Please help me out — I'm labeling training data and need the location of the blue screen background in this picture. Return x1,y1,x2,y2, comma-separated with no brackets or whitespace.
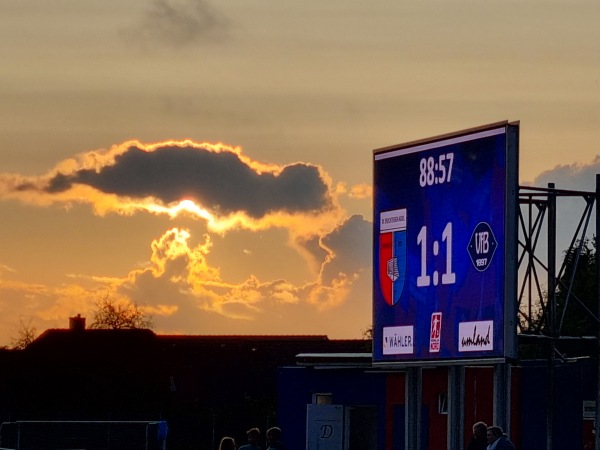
373,130,508,362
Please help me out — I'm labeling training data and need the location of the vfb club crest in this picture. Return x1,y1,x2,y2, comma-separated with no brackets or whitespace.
467,222,497,272
379,209,407,306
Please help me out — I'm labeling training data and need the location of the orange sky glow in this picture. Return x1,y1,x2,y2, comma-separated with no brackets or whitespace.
1,0,599,346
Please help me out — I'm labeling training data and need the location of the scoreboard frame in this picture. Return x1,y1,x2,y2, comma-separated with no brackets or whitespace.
372,121,519,366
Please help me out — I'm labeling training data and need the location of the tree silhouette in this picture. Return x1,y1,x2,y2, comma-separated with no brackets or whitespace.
90,293,155,330
555,236,598,337
11,318,37,349
361,325,373,340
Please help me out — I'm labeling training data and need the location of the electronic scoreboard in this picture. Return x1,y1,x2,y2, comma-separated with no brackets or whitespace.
373,122,518,364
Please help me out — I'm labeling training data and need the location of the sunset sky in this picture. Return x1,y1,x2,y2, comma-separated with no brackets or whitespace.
1,0,599,346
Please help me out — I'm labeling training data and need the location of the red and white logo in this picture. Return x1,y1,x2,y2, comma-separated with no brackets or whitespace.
429,312,442,353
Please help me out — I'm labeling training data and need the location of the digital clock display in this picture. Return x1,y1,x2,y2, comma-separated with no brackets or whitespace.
372,123,518,363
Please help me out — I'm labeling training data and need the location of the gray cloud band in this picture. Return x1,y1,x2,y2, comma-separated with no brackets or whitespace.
42,144,332,218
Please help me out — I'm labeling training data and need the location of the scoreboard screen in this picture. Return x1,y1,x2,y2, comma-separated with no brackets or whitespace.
372,122,518,364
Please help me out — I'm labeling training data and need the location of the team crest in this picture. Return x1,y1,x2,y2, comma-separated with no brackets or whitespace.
379,209,407,306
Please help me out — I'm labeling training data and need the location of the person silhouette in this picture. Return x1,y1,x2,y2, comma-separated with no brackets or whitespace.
219,436,236,450
266,427,285,450
486,426,515,450
238,428,261,450
467,421,487,450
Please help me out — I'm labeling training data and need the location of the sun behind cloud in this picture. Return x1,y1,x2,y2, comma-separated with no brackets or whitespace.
0,139,346,238
0,139,374,344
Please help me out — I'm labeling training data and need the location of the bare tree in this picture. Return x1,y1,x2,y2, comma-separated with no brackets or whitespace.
361,325,373,340
11,318,37,349
90,293,155,330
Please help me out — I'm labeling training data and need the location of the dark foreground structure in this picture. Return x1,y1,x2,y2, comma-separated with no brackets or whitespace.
1,323,597,450
277,351,597,450
0,322,370,449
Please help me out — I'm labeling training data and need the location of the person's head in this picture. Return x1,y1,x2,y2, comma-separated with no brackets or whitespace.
219,437,236,450
266,427,282,444
246,428,260,445
473,421,487,440
486,426,504,445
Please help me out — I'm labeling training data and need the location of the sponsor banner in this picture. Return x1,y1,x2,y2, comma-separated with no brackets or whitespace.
458,321,493,352
429,312,442,353
383,326,414,355
380,209,407,233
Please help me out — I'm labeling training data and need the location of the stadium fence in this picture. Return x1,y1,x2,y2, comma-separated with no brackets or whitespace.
0,420,168,450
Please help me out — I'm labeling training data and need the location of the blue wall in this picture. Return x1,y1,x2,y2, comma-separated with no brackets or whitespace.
277,366,388,450
519,359,595,450
278,358,597,450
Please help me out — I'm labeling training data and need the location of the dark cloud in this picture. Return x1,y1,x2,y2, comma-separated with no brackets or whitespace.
528,158,600,258
319,214,371,285
125,0,230,47
532,157,600,192
43,144,332,218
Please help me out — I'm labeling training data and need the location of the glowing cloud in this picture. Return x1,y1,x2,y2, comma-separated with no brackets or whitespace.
115,215,371,331
348,183,372,200
0,139,374,344
0,140,340,235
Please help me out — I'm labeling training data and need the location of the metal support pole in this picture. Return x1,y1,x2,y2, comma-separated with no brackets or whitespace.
547,182,556,450
447,365,465,450
406,367,422,450
595,174,600,450
493,363,511,434
548,182,557,338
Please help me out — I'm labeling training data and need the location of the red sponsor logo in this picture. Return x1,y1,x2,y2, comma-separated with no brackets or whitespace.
430,312,442,353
